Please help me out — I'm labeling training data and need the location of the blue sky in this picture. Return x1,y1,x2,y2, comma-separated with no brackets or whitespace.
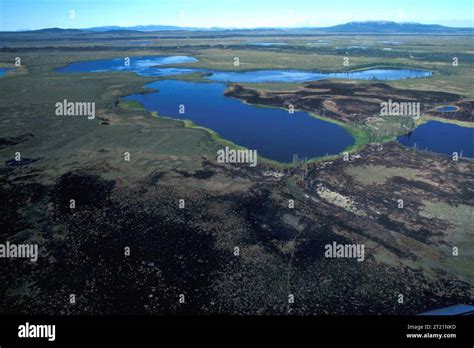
0,0,473,31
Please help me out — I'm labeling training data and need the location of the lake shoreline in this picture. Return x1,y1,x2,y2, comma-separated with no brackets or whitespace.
122,80,356,166
59,55,472,166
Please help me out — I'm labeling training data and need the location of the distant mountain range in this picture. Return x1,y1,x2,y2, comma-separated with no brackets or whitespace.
86,25,201,31
84,21,474,33
326,21,472,33
4,21,473,34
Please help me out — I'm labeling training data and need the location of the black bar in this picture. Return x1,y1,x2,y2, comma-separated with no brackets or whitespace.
0,315,472,346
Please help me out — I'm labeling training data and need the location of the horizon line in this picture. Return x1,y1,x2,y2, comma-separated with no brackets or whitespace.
5,20,474,32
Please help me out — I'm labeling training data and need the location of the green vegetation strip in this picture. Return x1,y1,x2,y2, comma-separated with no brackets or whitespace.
416,115,474,128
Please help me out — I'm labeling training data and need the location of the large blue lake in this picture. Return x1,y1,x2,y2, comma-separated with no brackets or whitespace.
56,56,432,83
398,121,474,158
57,55,473,162
55,56,201,77
207,68,431,83
123,80,354,162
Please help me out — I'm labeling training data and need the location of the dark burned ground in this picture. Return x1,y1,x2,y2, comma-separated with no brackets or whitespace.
0,141,472,315
225,81,474,123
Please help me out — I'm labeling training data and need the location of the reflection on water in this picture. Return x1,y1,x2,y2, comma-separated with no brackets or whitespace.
57,56,433,83
207,68,432,83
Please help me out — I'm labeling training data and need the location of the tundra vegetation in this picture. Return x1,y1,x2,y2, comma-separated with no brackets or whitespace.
0,28,472,314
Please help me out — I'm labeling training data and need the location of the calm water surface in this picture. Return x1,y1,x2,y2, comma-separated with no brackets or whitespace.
60,56,467,161
56,56,200,77
436,106,458,113
398,121,474,158
57,56,432,83
124,80,355,162
207,68,432,83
